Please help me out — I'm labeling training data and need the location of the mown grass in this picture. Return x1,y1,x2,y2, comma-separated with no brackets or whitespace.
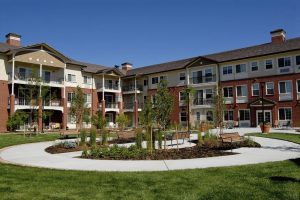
0,133,299,200
247,132,300,144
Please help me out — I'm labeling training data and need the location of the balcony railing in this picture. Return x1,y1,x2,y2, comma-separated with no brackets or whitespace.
190,75,216,84
123,102,143,110
8,73,63,85
122,85,143,92
8,98,62,107
193,98,214,106
97,83,119,90
105,102,118,109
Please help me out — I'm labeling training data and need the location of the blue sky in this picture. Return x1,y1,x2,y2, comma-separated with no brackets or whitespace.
0,0,299,67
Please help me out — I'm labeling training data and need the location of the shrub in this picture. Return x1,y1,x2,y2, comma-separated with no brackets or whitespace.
90,128,97,147
63,141,77,149
80,129,87,146
135,128,143,149
101,129,108,145
156,130,163,149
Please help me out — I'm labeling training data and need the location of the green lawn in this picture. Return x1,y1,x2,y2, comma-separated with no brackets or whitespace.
247,132,300,144
0,133,299,200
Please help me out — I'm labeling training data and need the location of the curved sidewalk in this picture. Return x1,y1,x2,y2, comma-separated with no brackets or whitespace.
0,137,299,172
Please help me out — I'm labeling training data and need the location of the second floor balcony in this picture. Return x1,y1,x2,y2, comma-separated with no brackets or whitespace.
193,98,214,107
96,82,120,92
8,97,63,112
123,102,143,112
190,75,216,84
122,84,143,94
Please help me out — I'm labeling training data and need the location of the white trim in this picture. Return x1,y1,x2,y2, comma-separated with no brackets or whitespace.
265,59,273,70
251,83,259,96
278,107,292,121
235,63,247,73
256,110,272,126
250,60,259,72
265,82,274,95
277,56,291,68
236,85,247,97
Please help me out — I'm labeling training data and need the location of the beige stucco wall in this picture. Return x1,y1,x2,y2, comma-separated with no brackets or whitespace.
0,54,10,81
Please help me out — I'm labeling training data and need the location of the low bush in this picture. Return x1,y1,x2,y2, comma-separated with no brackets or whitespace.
60,141,77,149
84,145,147,159
90,128,97,147
135,128,143,149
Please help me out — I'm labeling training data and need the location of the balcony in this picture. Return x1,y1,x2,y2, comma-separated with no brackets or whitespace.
8,72,64,87
190,75,216,85
8,98,63,112
122,85,143,94
123,102,143,112
97,82,120,92
192,98,214,108
98,102,120,113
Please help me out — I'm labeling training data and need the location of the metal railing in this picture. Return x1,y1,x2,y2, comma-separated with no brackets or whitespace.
122,85,143,92
123,102,143,109
97,82,119,90
193,98,214,105
190,75,216,84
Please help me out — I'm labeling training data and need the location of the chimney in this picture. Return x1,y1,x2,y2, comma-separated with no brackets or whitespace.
5,33,21,47
121,62,133,72
270,29,286,44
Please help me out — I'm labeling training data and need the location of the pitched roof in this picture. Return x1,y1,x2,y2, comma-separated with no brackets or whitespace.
0,42,19,52
126,57,199,76
125,37,300,76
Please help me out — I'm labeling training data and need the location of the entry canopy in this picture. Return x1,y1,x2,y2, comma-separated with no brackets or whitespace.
249,98,276,107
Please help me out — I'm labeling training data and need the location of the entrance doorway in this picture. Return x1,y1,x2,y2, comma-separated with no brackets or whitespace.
256,110,272,126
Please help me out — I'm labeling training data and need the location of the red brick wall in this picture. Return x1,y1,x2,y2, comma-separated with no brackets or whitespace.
221,73,300,127
0,81,9,132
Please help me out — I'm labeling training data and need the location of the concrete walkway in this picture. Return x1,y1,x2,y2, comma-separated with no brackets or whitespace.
0,137,299,172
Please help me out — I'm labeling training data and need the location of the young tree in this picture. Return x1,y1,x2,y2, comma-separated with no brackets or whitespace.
140,100,155,152
214,86,225,135
92,111,107,130
69,86,90,130
116,113,129,132
154,79,174,130
181,86,195,132
7,111,29,132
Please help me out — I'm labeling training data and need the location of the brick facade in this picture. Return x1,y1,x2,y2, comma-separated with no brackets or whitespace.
0,80,9,132
221,73,300,127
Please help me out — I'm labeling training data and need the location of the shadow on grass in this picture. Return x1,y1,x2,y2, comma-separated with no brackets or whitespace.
289,157,300,166
269,176,300,183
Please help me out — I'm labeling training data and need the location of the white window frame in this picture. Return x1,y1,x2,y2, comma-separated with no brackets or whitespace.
151,77,159,85
266,82,274,95
224,110,234,121
239,109,250,121
235,63,246,73
278,108,292,121
251,61,258,72
179,72,186,81
223,86,233,97
67,92,75,102
223,66,233,75
179,92,185,102
83,76,92,85
252,83,260,96
180,112,187,123
278,80,292,94
67,74,76,83
278,57,291,68
236,85,247,97
84,93,92,103
265,59,273,70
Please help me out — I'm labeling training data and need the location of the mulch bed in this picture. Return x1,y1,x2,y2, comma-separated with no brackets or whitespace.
45,145,87,154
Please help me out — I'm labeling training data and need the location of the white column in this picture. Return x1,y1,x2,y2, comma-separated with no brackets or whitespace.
118,76,121,91
11,54,15,95
186,68,190,85
102,74,105,100
39,64,42,97
63,63,66,98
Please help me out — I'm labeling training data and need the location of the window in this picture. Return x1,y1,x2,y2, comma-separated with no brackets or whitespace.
192,71,203,84
206,111,213,121
279,108,292,120
252,83,259,96
180,112,187,122
205,69,212,76
67,74,76,82
83,76,92,85
279,81,292,94
251,62,258,71
236,85,247,97
67,93,75,102
224,110,233,121
84,93,91,103
143,95,147,102
152,95,157,104
144,79,148,86
296,55,300,65
223,66,233,75
278,57,291,67
236,64,246,73
196,112,200,121
206,89,213,99
265,59,273,69
179,73,185,81
68,113,76,124
223,87,233,97
239,110,250,121
266,82,274,95
43,71,51,83
151,77,159,84
297,80,300,93
160,76,167,81
179,92,185,102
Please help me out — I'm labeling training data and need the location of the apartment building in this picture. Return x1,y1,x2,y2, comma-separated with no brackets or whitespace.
0,29,299,132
